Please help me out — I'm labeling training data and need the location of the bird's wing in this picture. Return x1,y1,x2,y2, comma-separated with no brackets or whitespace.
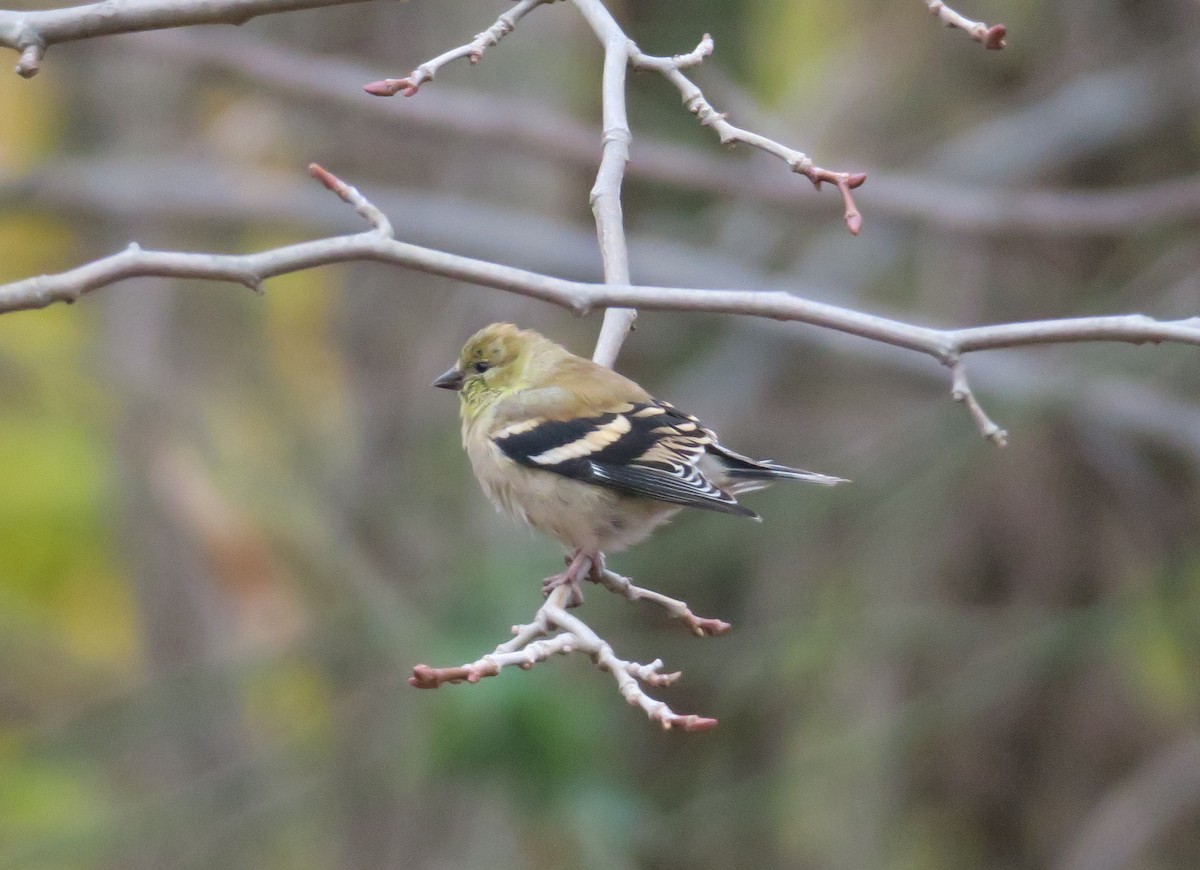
492,401,755,517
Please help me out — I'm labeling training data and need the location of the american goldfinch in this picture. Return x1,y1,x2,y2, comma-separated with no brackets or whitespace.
434,323,845,601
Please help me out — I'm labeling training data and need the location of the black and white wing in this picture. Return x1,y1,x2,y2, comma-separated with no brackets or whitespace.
492,402,756,517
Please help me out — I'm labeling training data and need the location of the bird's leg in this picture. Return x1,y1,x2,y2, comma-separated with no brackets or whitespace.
585,552,607,583
541,549,595,608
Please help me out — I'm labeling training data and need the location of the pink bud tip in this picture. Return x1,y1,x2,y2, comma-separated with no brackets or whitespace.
984,24,1007,50
363,79,408,97
308,163,334,187
409,664,438,689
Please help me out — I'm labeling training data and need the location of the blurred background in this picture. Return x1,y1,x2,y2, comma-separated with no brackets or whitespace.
1,0,1199,867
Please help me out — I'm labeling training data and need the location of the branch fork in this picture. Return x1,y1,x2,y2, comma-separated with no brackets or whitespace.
629,34,866,235
365,2,865,236
4,163,1200,442
410,564,723,731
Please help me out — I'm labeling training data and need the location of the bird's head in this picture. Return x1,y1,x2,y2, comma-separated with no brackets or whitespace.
433,323,550,414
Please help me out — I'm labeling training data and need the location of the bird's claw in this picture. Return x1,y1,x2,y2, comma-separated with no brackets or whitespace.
542,572,584,608
586,554,606,583
544,550,604,607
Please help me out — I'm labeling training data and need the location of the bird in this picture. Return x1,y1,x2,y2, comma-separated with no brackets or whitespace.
433,323,845,603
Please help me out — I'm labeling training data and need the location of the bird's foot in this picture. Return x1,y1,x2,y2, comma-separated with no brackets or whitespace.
585,552,606,583
542,550,600,608
541,572,583,608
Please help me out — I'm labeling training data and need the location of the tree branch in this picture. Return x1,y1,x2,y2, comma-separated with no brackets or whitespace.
0,0,377,77
950,358,1008,446
5,164,1199,409
11,155,1200,461
630,34,866,235
410,584,717,732
130,30,1200,237
363,0,549,97
358,0,866,368
570,0,637,367
595,567,732,637
924,0,1007,50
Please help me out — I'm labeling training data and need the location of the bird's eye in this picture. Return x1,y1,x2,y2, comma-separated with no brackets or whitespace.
472,361,491,374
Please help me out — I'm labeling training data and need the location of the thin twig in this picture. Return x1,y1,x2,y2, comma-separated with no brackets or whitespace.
596,569,732,637
544,596,717,731
925,0,1007,50
363,0,548,97
15,42,43,77
411,583,713,730
131,31,1200,237
307,163,393,237
0,0,375,76
632,35,866,235
950,358,1009,446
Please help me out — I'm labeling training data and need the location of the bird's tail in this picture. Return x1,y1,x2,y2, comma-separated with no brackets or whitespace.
710,444,848,494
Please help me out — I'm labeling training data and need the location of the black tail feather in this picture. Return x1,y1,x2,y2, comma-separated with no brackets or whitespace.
711,444,848,487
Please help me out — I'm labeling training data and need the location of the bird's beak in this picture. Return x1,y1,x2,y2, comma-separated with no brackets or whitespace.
432,366,465,391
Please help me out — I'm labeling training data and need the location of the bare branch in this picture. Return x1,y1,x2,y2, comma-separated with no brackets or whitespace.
4,160,1199,461
595,568,732,637
15,42,42,77
363,0,548,97
924,0,1007,50
571,1,866,364
0,0,376,76
410,584,717,731
950,358,1009,446
568,0,638,368
131,31,1200,237
307,163,393,237
631,35,867,235
409,633,574,687
545,591,718,731
4,165,1200,376
356,0,866,367
14,156,1200,461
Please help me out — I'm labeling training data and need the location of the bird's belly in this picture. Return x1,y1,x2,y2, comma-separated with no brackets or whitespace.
467,439,678,553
